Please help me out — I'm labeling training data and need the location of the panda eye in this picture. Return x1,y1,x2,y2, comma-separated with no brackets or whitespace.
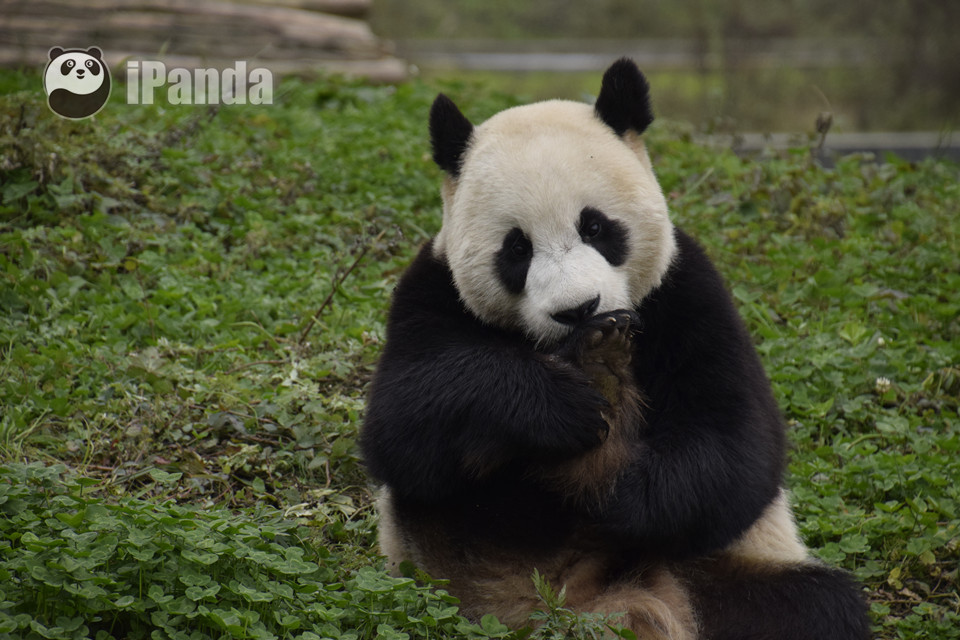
511,234,531,258
496,227,532,295
85,60,94,68
66,60,75,68
578,207,629,266
579,208,605,242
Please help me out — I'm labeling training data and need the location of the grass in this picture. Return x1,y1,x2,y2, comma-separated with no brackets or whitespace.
1,67,959,639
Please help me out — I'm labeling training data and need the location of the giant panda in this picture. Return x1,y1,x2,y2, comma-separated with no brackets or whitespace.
361,58,871,640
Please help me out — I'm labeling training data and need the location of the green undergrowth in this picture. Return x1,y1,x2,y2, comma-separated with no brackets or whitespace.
1,67,959,638
0,462,517,640
650,130,960,637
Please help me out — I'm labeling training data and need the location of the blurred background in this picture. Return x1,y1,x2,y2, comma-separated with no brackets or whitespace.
371,0,959,135
2,0,957,136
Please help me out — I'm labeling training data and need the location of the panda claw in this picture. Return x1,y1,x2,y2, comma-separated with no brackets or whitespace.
553,309,638,366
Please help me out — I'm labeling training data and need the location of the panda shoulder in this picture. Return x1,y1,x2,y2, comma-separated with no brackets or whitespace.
654,227,734,307
391,241,459,310
384,240,486,347
635,226,759,361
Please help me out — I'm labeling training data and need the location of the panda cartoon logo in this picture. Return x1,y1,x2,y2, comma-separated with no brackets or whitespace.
43,47,111,120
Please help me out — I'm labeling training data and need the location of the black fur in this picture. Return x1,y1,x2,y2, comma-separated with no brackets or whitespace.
596,230,786,558
494,227,533,295
685,561,872,640
594,57,654,136
362,240,609,501
578,207,629,266
429,93,474,177
361,228,870,637
363,229,782,556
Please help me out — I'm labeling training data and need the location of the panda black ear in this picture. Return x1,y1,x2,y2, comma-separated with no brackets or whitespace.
87,47,103,59
594,58,654,136
49,47,64,61
429,93,474,177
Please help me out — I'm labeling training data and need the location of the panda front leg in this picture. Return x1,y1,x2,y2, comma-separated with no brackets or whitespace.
361,253,621,502
536,310,645,503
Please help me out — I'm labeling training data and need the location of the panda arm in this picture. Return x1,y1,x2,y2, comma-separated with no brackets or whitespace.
361,242,610,502
599,229,786,558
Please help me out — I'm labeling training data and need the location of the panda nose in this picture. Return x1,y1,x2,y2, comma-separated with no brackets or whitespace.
550,295,600,326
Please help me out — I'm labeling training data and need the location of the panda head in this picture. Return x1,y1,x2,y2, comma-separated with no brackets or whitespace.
431,58,676,345
44,47,111,119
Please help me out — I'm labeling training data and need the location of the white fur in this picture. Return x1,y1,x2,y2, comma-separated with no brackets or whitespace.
44,51,105,96
375,488,405,574
434,100,676,344
726,488,810,566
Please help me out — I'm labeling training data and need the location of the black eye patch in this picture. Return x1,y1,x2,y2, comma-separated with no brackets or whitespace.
495,227,532,295
578,207,629,266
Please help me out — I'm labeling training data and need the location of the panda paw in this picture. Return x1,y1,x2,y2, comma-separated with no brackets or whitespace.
551,310,639,408
557,310,638,369
583,310,637,362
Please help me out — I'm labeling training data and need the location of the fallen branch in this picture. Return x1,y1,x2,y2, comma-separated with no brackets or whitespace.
298,229,385,345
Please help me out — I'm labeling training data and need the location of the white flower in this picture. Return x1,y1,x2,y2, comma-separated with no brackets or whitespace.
875,377,892,394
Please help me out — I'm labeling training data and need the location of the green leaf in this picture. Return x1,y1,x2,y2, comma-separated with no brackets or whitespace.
480,614,509,634
181,549,219,565
148,469,183,485
2,180,38,203
148,584,174,605
374,624,409,640
54,509,86,528
838,321,869,345
167,597,198,615
837,534,869,555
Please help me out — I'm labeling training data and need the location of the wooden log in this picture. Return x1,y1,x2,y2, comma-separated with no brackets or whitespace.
231,0,372,19
5,0,367,18
4,0,380,40
0,46,407,83
2,7,386,57
4,0,372,19
0,0,405,81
